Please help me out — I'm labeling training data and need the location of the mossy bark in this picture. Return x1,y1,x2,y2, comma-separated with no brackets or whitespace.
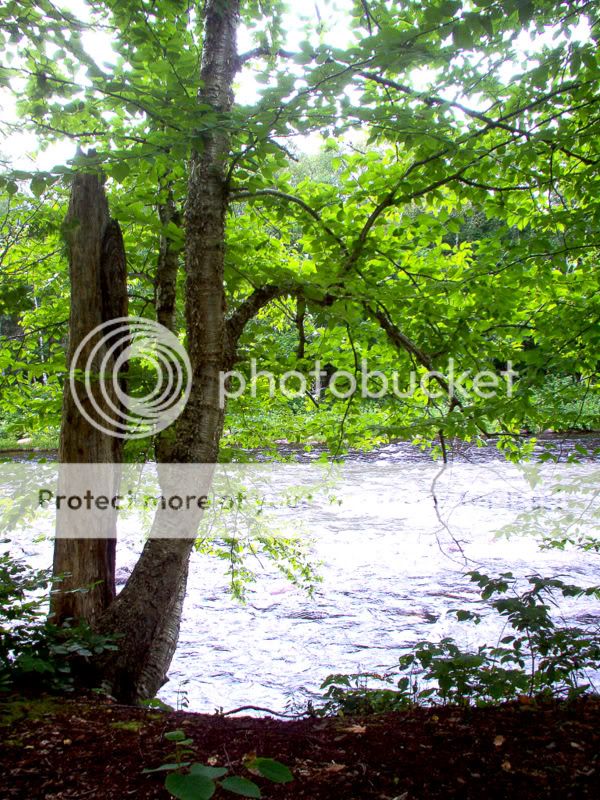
52,172,127,625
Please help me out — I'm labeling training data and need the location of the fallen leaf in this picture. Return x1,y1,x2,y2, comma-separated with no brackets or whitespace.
341,724,366,734
324,763,346,773
576,767,595,776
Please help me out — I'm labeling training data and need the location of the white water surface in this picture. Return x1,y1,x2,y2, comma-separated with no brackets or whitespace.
4,438,599,713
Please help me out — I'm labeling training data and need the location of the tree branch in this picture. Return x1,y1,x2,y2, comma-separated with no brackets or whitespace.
230,188,349,253
359,71,598,166
236,47,296,67
359,71,530,139
225,284,288,360
365,302,463,411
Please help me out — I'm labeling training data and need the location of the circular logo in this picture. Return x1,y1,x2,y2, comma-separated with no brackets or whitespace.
69,316,191,439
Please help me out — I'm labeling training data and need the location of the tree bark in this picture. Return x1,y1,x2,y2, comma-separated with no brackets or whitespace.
94,0,241,703
51,171,127,625
155,186,181,333
154,185,182,463
296,296,307,359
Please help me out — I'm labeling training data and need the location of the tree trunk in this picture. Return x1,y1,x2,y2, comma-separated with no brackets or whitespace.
94,0,240,702
155,186,181,333
51,171,127,625
154,184,182,464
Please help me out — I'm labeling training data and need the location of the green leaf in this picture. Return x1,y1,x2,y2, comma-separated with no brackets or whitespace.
452,25,474,50
164,729,187,742
475,13,494,37
142,762,189,774
220,777,261,798
30,176,46,197
190,764,229,779
165,773,215,800
517,0,534,26
110,161,131,182
247,758,293,784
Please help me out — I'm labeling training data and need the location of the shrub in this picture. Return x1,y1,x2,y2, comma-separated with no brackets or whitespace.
143,728,293,799
320,571,600,713
0,552,117,693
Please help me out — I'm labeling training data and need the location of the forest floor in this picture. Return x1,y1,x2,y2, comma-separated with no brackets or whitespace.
1,695,599,799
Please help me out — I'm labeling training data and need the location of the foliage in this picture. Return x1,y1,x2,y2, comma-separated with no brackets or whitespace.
493,460,600,553
319,571,600,713
0,553,118,693
193,475,324,601
0,0,599,455
1,0,600,706
530,376,600,432
143,728,293,800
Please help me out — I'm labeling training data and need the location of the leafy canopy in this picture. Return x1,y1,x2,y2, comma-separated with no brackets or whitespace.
0,0,599,454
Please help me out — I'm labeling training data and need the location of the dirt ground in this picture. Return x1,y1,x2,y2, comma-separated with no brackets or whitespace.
1,695,599,799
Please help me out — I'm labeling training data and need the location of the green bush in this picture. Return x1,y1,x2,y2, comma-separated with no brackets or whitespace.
320,572,600,713
0,553,117,693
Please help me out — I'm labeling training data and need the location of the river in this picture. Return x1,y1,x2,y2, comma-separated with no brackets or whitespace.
5,434,600,713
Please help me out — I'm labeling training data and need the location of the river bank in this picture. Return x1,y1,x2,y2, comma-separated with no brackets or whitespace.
1,427,600,461
1,695,599,799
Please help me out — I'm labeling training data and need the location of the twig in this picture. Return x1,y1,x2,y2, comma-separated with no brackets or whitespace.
218,705,309,718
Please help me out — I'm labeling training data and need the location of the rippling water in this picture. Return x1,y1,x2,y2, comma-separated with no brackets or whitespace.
159,436,600,713
6,435,600,714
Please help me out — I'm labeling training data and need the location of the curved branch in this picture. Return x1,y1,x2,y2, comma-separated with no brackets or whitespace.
222,280,481,420
230,189,349,253
236,47,296,67
225,284,288,362
364,302,463,411
365,303,434,370
359,71,598,166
